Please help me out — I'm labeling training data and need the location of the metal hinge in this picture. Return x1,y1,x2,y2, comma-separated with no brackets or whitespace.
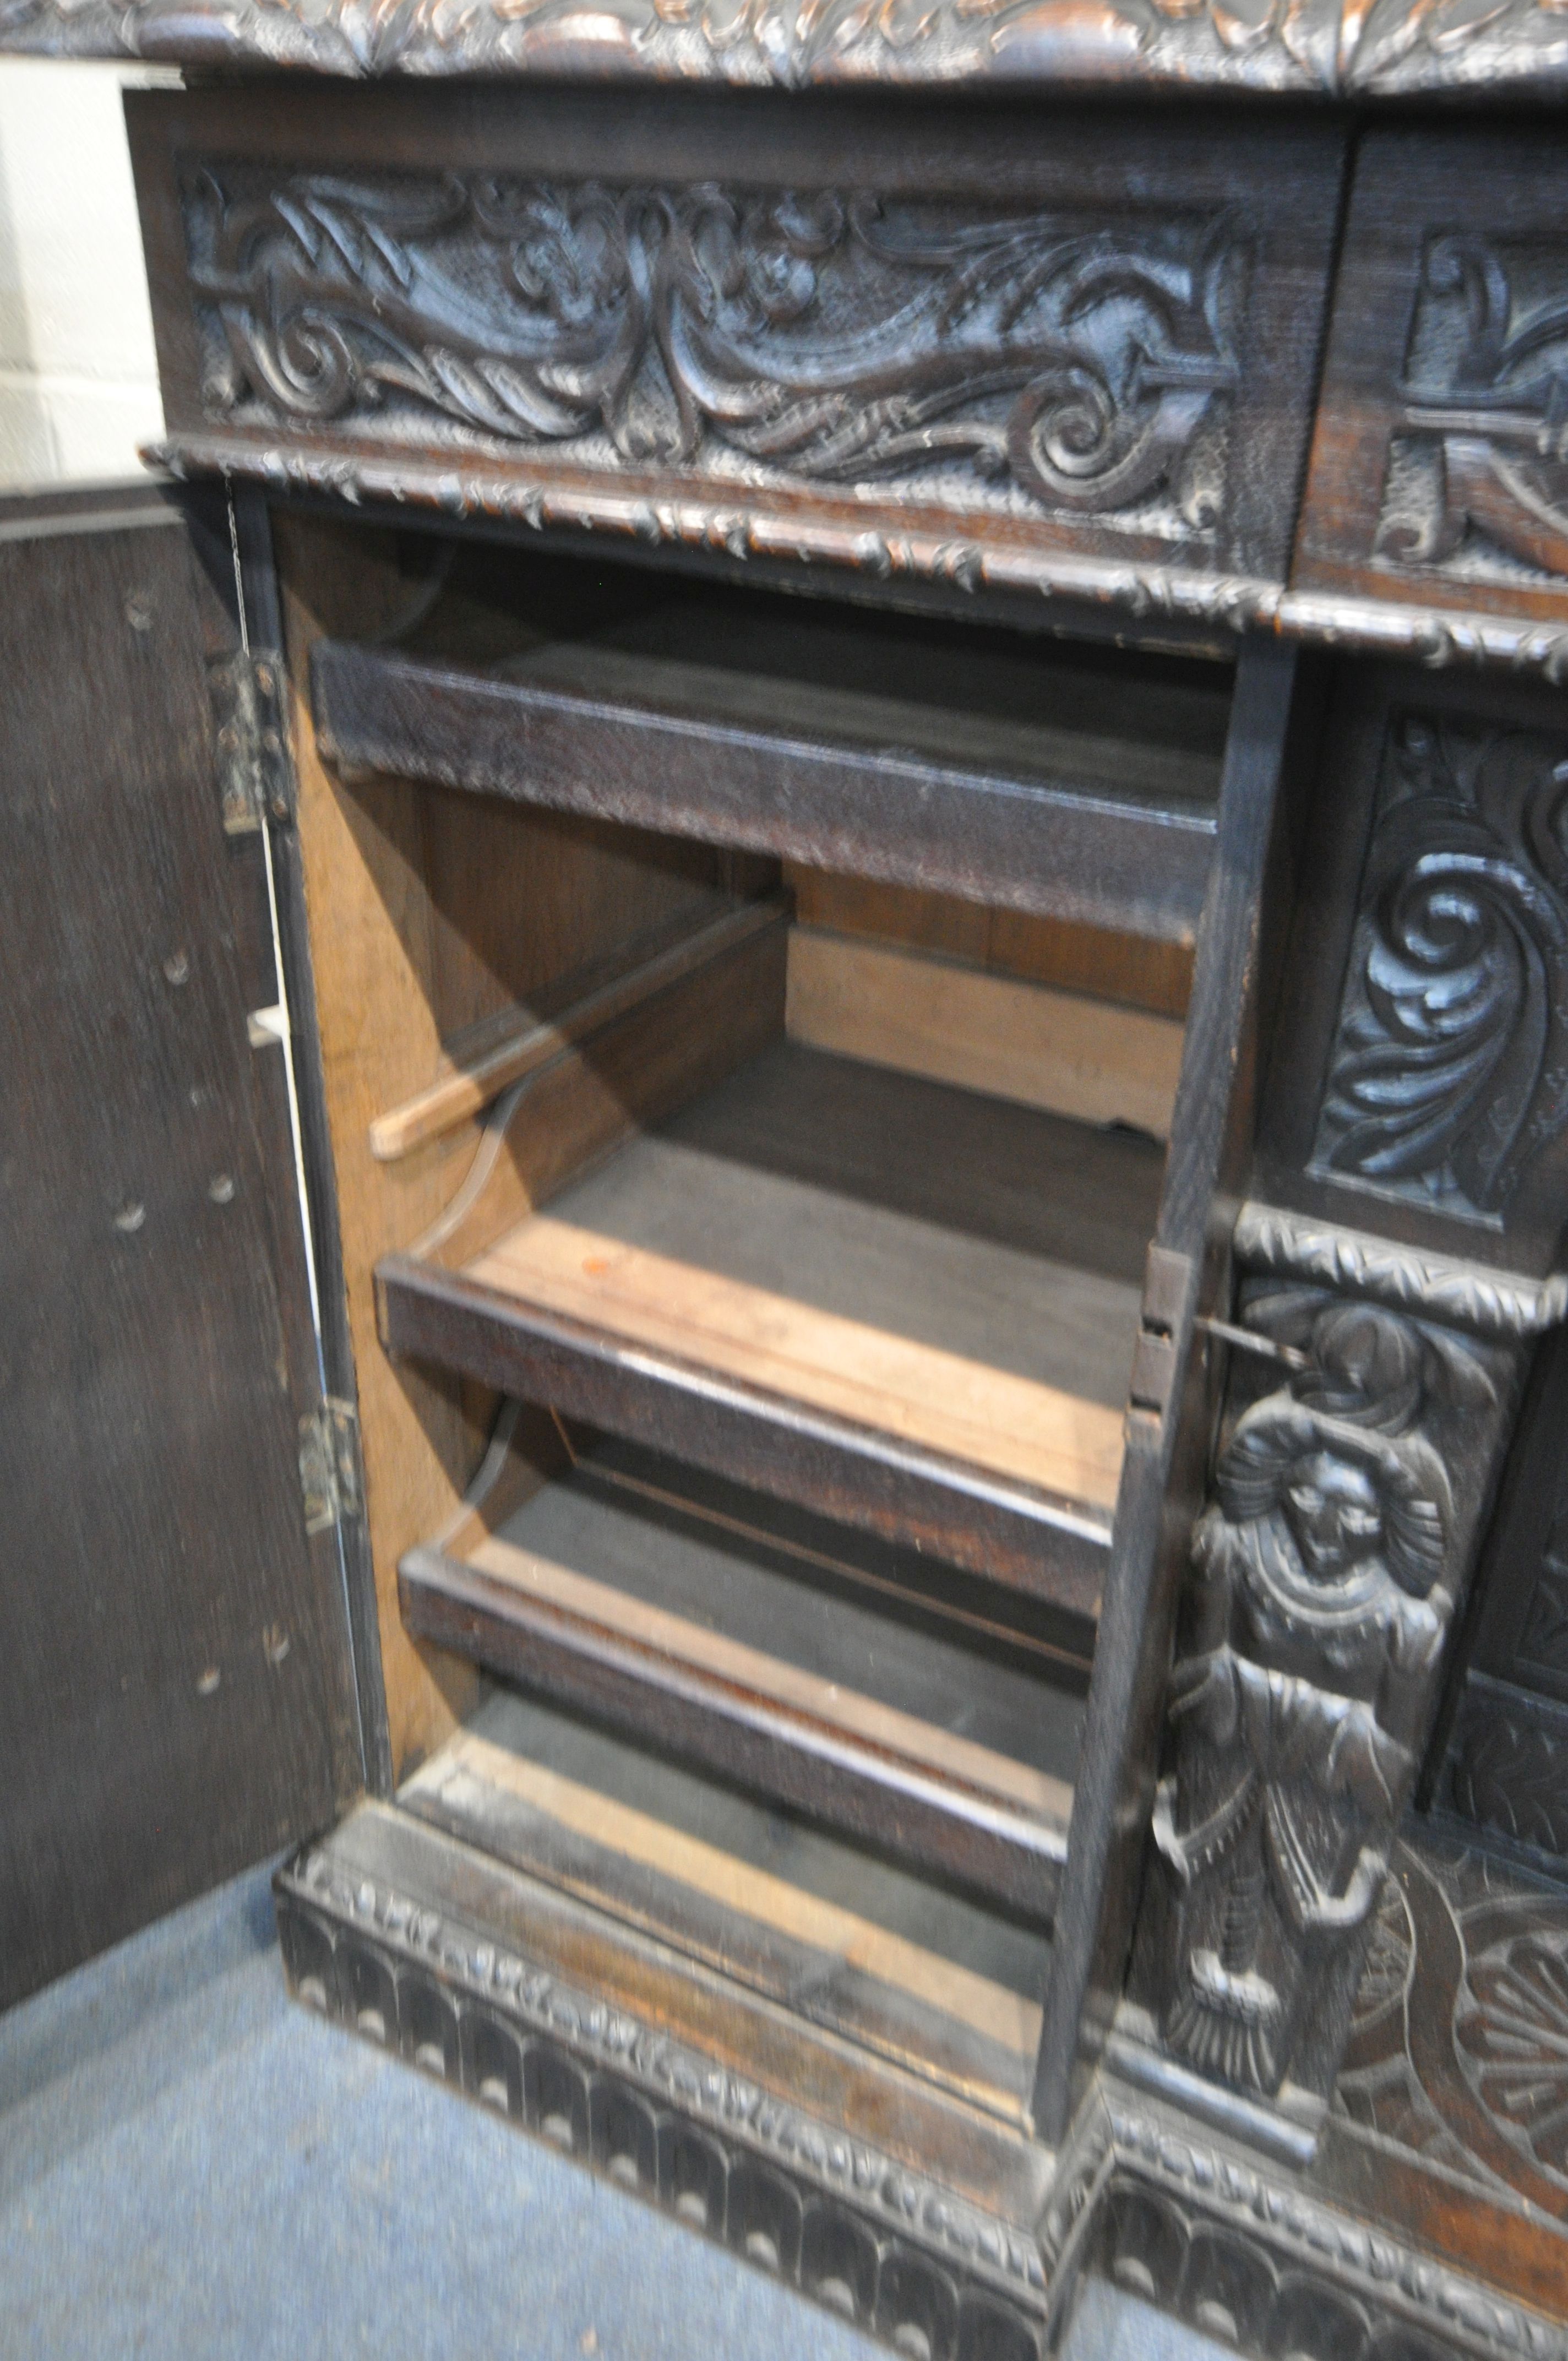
1128,1243,1195,1423
209,648,292,834
299,1397,362,1536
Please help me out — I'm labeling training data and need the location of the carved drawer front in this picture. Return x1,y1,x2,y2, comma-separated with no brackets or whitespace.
127,86,1345,602
1296,129,1568,635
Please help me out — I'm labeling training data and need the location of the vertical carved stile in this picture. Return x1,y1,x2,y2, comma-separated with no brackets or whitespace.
1141,1213,1529,2120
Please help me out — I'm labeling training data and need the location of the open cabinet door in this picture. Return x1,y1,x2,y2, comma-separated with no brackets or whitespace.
0,481,364,2009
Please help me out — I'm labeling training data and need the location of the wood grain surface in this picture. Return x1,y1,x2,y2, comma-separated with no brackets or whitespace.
0,489,360,2004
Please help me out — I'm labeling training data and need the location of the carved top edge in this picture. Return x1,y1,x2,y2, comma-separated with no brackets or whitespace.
1233,1201,1568,1339
8,0,1568,95
150,434,1568,682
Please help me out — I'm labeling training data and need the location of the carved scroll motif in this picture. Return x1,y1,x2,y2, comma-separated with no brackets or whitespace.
1150,1277,1518,2104
180,167,1247,537
1309,713,1568,1225
1378,236,1568,583
15,0,1568,99
0,0,1340,92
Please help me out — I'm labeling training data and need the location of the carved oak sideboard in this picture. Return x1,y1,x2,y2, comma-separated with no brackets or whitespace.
9,13,1568,2354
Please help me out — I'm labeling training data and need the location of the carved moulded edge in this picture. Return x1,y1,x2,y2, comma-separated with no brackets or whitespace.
148,434,1282,636
0,0,1336,94
1099,2087,1568,2361
273,1836,1568,2360
150,434,1568,681
1232,1202,1568,1340
274,1841,1050,2306
12,0,1568,99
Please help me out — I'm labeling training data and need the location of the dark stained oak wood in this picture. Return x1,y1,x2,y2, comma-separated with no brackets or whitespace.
1296,128,1568,641
399,1689,1051,2123
1034,636,1316,2139
380,1253,1114,1620
377,1044,1168,1618
124,84,1347,600
75,56,1568,2349
400,1539,1071,1923
311,560,1223,945
0,487,362,2006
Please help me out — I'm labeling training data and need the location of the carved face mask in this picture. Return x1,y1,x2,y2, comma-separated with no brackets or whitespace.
1282,1451,1385,1582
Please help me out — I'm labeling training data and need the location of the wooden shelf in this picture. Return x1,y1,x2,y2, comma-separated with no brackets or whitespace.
400,1435,1085,1922
312,549,1225,947
401,1688,1053,2120
379,1042,1163,1613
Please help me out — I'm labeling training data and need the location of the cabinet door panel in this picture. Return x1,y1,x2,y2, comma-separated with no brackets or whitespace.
0,485,361,2008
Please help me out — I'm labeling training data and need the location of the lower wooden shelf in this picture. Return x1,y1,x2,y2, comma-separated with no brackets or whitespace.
380,1041,1161,1615
401,1435,1085,1923
401,1688,1052,2121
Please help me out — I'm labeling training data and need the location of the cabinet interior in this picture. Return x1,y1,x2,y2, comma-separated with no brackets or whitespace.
279,514,1220,2110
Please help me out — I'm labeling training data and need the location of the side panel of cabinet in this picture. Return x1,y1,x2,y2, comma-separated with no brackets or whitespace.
0,485,362,2008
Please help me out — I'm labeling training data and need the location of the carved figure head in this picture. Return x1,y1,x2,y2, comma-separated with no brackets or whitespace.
1282,1450,1385,1582
1216,1395,1451,1601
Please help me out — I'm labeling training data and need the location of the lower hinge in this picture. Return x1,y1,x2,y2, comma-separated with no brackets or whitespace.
1128,1243,1195,1422
209,648,292,834
299,1397,362,1536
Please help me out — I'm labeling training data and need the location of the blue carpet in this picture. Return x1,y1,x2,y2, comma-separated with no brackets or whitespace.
0,1859,886,2361
0,1859,1199,2361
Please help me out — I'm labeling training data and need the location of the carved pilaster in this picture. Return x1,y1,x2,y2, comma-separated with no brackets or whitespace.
1132,1208,1529,2128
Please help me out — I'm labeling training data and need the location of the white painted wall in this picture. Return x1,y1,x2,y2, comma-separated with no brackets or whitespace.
0,59,167,489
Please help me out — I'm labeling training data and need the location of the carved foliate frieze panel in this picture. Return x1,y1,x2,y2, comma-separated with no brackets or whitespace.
18,0,1568,96
1298,130,1568,629
177,163,1251,553
1308,712,1568,1228
1376,236,1568,590
0,0,1342,91
1139,1244,1522,2113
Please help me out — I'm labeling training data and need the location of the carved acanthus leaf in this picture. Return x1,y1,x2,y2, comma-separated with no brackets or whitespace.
1311,714,1568,1222
179,167,1248,537
1378,236,1568,583
0,0,1340,88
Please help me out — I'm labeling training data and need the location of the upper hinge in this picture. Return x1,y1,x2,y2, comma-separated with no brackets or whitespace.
209,648,292,835
1128,1243,1196,1424
299,1397,362,1537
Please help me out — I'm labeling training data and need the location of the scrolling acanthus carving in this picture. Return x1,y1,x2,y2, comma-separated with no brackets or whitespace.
15,0,1568,96
181,167,1245,536
1378,236,1568,584
1310,713,1568,1225
0,0,1340,90
1150,1282,1515,2104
